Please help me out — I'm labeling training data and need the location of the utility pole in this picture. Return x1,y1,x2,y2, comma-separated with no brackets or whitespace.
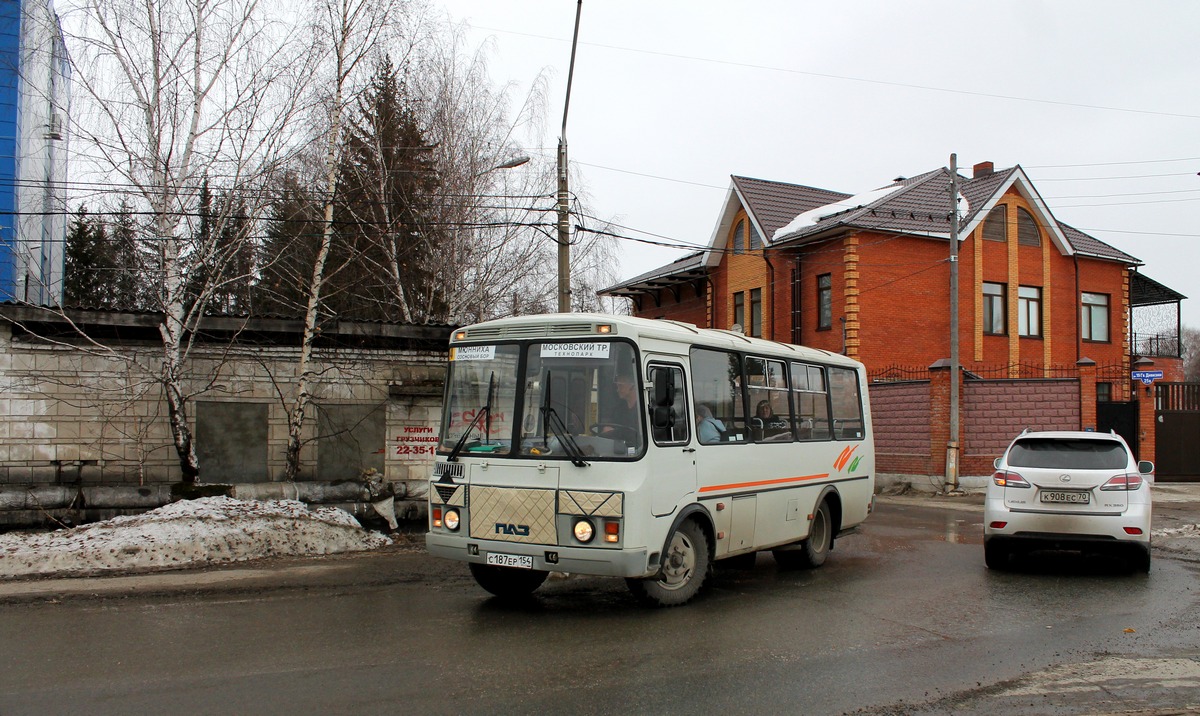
946,153,961,492
557,0,583,312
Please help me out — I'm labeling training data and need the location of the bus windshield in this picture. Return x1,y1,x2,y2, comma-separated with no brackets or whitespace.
438,340,644,461
439,344,520,456
519,341,643,460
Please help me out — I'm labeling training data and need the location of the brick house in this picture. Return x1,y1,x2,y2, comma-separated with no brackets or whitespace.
601,162,1188,482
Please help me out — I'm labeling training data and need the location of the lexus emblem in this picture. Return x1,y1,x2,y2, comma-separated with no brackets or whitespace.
1059,474,1072,483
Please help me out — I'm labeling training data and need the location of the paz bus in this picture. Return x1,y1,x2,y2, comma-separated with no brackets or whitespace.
425,313,875,606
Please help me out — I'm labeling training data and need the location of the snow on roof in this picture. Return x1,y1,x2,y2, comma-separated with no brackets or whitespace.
772,183,905,241
0,497,391,578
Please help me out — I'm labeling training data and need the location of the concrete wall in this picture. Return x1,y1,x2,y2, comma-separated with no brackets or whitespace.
0,320,445,500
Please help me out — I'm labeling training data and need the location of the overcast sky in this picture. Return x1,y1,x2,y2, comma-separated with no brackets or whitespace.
441,0,1200,329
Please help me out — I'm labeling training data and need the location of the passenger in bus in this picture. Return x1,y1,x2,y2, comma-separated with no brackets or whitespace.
752,400,790,441
695,404,726,444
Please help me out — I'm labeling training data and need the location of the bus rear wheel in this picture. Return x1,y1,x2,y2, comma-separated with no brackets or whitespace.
627,520,711,607
468,563,549,599
773,500,832,569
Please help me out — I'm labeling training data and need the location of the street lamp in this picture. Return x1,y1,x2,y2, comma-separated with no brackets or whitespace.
476,155,530,177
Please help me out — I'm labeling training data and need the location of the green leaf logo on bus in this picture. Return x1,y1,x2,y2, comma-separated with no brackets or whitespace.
834,445,861,474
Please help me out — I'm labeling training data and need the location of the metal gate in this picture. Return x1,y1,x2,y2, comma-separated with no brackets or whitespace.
1097,400,1138,458
1155,382,1200,482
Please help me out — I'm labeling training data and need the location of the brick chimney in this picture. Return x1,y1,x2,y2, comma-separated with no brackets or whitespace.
973,161,994,178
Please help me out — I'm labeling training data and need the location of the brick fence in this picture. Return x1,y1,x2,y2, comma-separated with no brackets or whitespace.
869,359,1156,483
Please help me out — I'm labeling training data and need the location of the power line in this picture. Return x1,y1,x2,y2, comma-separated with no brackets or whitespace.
1045,188,1200,200
1034,171,1199,182
1027,156,1200,169
574,161,726,190
472,25,1200,121
1052,196,1200,209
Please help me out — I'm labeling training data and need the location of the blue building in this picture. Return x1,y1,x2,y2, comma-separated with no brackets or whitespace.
0,0,68,305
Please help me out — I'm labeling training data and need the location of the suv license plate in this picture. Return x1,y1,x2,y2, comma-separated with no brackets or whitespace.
1041,490,1090,504
486,552,533,569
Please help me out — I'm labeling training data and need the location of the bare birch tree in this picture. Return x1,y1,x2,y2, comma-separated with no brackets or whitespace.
409,23,620,323
55,0,312,481
281,0,405,480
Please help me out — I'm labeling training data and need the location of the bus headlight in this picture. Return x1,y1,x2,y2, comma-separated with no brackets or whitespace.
573,519,595,543
444,509,461,531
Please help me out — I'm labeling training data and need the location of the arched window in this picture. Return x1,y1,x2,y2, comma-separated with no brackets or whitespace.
732,219,745,254
1017,208,1041,247
749,222,763,250
982,206,1007,242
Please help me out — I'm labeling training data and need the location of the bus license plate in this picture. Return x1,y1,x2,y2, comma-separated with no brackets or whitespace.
1041,490,1090,504
486,552,533,569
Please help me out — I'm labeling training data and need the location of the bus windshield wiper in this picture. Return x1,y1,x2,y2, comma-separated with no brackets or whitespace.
447,372,495,463
541,370,588,468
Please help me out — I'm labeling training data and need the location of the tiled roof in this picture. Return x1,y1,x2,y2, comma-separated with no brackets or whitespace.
773,166,1141,265
599,251,706,296
731,176,849,238
598,165,1150,298
1057,222,1139,264
960,167,1017,225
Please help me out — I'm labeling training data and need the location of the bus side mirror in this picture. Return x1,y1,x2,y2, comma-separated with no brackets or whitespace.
653,372,676,407
653,406,675,431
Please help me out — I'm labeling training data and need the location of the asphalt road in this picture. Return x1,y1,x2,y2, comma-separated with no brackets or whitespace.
2,494,1199,716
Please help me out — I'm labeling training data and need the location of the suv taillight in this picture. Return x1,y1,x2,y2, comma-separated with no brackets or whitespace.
992,470,1030,488
1100,473,1143,491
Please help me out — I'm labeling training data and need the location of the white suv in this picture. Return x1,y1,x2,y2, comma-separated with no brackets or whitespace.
984,430,1154,572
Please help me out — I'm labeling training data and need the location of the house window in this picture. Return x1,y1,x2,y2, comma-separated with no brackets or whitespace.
732,219,745,255
749,222,763,251
982,282,1006,335
733,291,745,331
1082,292,1110,342
1017,207,1041,247
983,206,1007,242
817,274,832,330
1018,286,1042,337
749,288,762,338
1097,382,1112,402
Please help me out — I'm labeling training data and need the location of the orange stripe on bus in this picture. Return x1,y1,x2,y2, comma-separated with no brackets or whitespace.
834,445,858,471
699,473,830,493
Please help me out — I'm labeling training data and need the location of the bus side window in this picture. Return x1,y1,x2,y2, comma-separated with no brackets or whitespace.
649,364,689,446
828,366,864,440
791,362,831,441
689,347,747,443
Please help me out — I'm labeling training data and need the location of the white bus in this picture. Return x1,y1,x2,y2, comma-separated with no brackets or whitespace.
426,313,875,606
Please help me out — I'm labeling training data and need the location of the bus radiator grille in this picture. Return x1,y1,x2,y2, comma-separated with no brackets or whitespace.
468,486,557,544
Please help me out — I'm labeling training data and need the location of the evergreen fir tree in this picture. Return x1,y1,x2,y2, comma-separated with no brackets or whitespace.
334,55,445,322
63,206,108,306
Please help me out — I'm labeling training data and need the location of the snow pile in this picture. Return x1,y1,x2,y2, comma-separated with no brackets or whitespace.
1155,523,1200,538
772,184,904,240
0,496,391,578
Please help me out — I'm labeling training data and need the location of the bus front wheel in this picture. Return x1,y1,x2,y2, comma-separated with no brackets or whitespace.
469,563,549,599
626,520,711,607
774,500,832,569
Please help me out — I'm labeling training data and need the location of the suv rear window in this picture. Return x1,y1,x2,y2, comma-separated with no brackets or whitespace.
1007,438,1128,470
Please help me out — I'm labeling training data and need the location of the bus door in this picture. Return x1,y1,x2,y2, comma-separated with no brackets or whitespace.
645,361,696,516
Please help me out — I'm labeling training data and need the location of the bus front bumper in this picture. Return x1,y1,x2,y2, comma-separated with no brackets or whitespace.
426,533,654,578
